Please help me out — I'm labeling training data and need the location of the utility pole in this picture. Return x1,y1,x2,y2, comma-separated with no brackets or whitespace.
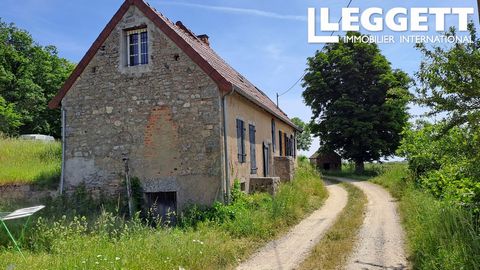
276,93,279,107
477,0,480,23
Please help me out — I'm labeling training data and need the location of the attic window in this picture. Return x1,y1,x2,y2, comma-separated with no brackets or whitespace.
126,28,148,66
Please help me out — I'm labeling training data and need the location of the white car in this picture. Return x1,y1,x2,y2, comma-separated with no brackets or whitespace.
19,134,55,142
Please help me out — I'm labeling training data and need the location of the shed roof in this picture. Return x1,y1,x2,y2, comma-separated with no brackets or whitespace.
48,0,300,131
310,151,341,159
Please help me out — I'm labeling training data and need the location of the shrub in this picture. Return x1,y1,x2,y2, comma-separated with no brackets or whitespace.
398,123,480,211
371,164,480,270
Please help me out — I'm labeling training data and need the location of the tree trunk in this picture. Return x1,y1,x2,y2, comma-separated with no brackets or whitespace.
355,160,364,174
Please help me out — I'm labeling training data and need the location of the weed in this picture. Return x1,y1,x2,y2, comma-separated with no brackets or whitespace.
300,182,367,270
0,159,328,269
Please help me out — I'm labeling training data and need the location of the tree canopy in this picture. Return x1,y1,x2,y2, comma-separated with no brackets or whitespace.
302,32,411,172
291,117,312,151
416,23,480,131
0,19,75,137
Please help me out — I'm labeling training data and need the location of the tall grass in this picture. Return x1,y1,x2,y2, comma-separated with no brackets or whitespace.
0,159,327,269
322,162,387,180
371,164,480,270
0,138,61,186
300,182,367,270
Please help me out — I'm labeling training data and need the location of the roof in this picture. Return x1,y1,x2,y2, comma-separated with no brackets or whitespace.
310,151,341,159
48,0,300,131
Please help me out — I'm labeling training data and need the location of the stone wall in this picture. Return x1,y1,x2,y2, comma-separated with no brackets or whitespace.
249,177,280,195
274,156,295,182
62,6,223,209
0,184,56,204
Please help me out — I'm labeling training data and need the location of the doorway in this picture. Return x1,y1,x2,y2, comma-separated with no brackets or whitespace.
263,142,271,177
145,191,177,222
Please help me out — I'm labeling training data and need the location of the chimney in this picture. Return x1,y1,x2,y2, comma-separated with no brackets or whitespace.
197,34,210,46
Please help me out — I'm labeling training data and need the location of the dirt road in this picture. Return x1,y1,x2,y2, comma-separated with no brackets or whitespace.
326,176,408,270
236,182,348,270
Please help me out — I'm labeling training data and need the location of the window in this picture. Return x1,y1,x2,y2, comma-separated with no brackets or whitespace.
271,119,276,152
127,29,148,66
279,130,283,156
236,119,246,163
249,124,257,174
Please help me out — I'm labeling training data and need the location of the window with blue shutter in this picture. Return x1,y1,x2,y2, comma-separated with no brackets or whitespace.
249,124,257,174
271,119,276,152
236,119,246,163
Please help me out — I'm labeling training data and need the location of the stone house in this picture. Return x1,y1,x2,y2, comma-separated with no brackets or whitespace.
48,0,300,212
309,151,342,171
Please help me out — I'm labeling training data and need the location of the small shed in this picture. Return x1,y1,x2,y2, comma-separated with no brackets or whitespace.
310,151,341,171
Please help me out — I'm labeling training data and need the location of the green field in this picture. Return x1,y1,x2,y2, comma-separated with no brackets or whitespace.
0,138,61,186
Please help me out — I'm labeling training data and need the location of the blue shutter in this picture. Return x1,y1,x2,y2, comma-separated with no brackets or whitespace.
236,119,246,163
279,130,283,156
271,119,276,152
293,133,297,157
284,133,289,156
249,124,257,174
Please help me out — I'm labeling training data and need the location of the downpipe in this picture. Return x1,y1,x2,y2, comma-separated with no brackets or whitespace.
59,107,66,195
222,88,235,204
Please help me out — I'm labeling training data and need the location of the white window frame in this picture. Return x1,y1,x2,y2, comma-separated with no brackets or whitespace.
126,28,148,66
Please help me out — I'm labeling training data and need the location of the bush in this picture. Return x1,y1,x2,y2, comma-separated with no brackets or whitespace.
398,123,480,211
371,164,480,270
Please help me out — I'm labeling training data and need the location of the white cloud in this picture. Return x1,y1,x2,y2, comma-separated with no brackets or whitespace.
159,1,307,21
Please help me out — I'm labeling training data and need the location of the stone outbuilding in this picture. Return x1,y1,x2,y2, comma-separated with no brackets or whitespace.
310,151,342,171
48,0,300,213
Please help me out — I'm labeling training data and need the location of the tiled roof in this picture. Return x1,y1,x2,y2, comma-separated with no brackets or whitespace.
151,8,297,129
49,0,299,130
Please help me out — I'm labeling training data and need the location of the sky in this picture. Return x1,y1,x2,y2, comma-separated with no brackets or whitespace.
1,0,479,157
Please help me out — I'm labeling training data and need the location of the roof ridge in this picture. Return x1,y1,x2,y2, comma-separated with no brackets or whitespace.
175,21,201,42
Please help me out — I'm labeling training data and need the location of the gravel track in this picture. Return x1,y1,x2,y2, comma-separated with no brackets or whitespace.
326,176,408,270
236,182,348,270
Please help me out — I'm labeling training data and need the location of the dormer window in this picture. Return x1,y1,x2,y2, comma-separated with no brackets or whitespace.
127,28,148,66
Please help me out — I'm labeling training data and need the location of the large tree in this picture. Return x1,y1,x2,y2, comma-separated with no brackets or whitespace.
291,117,312,151
302,32,411,173
416,23,480,131
0,19,75,137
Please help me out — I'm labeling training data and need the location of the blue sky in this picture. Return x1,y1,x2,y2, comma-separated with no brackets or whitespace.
1,0,478,157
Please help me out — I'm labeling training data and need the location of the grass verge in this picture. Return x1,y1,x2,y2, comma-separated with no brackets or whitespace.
0,160,327,269
370,164,480,270
0,138,61,187
299,182,367,270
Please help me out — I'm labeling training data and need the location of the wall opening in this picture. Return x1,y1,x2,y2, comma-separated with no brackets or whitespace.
323,163,331,171
145,191,177,222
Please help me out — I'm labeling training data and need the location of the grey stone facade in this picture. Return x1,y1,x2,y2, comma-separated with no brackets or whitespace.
62,6,223,209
